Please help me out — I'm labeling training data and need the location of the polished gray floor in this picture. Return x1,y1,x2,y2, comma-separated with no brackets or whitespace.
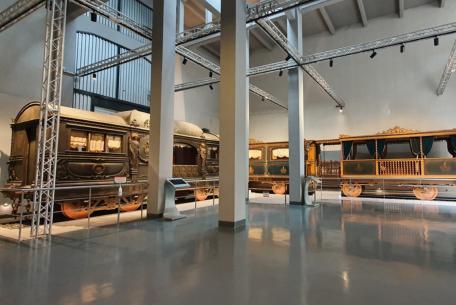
1,200,456,305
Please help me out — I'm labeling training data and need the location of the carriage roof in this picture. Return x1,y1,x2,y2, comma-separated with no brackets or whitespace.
14,102,219,140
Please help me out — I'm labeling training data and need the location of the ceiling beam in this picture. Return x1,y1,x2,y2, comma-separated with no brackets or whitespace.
398,0,404,18
356,0,368,27
318,7,335,35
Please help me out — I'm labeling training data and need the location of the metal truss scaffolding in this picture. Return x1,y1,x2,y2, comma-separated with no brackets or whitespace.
249,22,456,76
436,40,456,96
0,0,44,33
256,17,346,107
32,0,68,238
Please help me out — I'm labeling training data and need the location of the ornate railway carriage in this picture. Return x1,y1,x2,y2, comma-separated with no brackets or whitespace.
249,141,290,194
4,102,219,219
249,127,456,200
338,126,456,200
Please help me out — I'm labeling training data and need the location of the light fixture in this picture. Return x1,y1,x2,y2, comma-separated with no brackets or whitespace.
209,71,213,77
182,57,188,65
285,54,291,61
370,50,377,59
261,96,265,102
329,58,334,67
90,12,97,22
337,106,344,113
209,84,214,90
434,36,439,46
400,44,405,53
92,73,97,80
279,69,283,77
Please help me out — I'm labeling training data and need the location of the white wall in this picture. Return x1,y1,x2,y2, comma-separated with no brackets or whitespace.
249,2,456,142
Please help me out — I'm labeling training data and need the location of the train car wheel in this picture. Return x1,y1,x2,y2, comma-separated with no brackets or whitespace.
272,183,286,195
61,201,92,219
195,189,208,201
120,195,144,212
413,187,438,201
341,184,362,197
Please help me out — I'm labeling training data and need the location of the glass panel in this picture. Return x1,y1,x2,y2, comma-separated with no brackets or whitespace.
249,149,263,160
107,135,122,153
70,131,88,152
271,148,289,160
208,145,219,160
89,133,105,152
173,143,198,165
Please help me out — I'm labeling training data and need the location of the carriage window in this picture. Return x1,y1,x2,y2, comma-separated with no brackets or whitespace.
174,143,198,165
89,133,105,152
271,148,289,160
208,145,219,160
107,135,122,153
70,131,88,152
249,149,263,160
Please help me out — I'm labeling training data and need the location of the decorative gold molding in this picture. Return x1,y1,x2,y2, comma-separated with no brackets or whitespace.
376,126,419,135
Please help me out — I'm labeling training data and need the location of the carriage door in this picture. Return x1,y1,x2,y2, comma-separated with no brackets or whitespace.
24,125,38,186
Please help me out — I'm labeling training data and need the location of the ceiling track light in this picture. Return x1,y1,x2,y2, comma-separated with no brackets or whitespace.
279,69,283,77
182,57,188,65
285,54,292,61
370,50,377,59
400,44,405,53
338,106,343,113
91,73,97,80
209,84,214,90
261,96,265,102
329,58,334,67
434,36,439,46
209,71,213,77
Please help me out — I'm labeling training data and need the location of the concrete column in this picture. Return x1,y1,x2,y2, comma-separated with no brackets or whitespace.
219,0,247,228
147,0,177,217
287,10,305,204
245,30,250,202
177,0,184,33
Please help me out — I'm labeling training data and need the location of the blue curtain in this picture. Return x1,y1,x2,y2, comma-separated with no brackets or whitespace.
447,135,456,157
343,141,353,160
366,140,376,157
377,140,386,158
410,137,421,157
422,136,434,156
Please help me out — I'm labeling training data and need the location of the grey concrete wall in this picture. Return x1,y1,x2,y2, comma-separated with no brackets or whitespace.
249,2,456,142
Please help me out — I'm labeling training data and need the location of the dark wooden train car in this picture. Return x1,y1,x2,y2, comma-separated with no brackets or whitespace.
3,102,219,219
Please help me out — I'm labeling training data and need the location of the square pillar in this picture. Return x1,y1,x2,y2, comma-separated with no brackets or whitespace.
218,0,247,228
287,10,305,204
147,0,177,217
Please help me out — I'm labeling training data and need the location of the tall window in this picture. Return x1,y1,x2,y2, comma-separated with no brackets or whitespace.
74,32,151,110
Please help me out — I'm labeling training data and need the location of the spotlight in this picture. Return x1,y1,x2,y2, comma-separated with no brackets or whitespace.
90,12,97,22
370,50,377,59
182,57,188,65
261,96,265,102
285,54,291,61
209,84,214,90
92,73,97,80
209,71,213,77
338,106,343,113
400,44,405,53
279,69,283,77
434,36,439,46
329,58,334,67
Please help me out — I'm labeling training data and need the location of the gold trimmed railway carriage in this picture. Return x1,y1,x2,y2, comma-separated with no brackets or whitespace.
3,102,219,219
249,127,456,200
